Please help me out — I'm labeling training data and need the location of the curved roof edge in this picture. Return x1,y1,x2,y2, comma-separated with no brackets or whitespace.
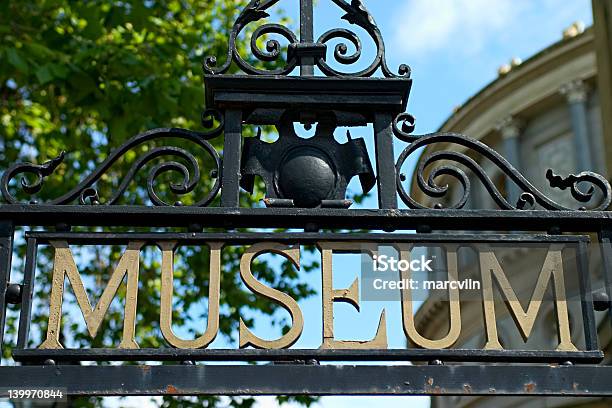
438,27,594,133
408,28,596,206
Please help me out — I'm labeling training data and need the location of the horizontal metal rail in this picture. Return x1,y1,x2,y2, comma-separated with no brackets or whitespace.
12,348,604,364
25,231,589,244
2,205,612,231
1,365,612,396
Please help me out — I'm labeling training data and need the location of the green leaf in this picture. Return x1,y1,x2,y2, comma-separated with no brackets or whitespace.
6,48,29,73
69,71,98,101
120,53,140,67
35,64,54,84
49,63,69,79
25,43,55,58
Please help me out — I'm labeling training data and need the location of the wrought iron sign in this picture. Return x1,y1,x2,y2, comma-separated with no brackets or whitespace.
2,0,612,399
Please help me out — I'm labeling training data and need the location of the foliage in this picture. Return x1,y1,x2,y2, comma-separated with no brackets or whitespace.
0,1,318,407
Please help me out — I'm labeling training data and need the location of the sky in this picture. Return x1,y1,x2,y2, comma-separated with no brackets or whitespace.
0,1,595,408
386,0,593,135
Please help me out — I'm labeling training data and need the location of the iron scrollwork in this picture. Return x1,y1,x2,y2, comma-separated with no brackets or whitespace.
316,0,410,78
1,124,223,207
394,114,612,211
204,0,409,78
204,0,299,76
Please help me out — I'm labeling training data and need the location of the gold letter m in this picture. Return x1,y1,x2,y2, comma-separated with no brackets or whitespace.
39,240,144,350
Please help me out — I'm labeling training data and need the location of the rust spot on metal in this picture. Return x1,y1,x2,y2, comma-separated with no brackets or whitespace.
463,384,472,394
573,382,579,392
166,385,178,394
426,377,434,386
524,382,536,393
141,366,151,373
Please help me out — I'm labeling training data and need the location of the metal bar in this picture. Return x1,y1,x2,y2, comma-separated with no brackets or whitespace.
220,109,243,207
1,364,612,396
598,229,612,328
373,113,398,209
300,0,314,44
299,0,315,76
2,206,612,231
577,241,599,351
204,75,412,113
11,348,603,364
0,220,14,357
24,232,589,245
16,237,37,349
212,92,403,111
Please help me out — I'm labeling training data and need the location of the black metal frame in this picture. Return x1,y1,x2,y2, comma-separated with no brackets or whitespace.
11,232,601,364
0,220,608,396
4,364,612,397
1,0,612,398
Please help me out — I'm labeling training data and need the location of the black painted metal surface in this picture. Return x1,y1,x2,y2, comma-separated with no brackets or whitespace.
2,365,612,396
1,206,612,230
12,349,605,364
0,221,13,358
240,111,375,208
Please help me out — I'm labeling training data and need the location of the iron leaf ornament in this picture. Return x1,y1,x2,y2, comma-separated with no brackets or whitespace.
340,0,376,27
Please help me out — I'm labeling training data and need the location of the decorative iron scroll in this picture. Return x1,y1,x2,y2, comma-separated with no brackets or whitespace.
203,0,410,78
5,110,612,211
1,125,222,207
394,114,612,211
